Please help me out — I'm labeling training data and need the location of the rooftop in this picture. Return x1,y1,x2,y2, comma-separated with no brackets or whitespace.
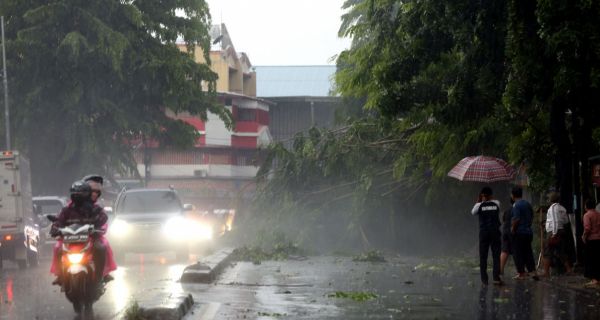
255,65,336,97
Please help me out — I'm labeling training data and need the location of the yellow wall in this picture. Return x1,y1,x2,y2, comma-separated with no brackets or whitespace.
178,43,256,96
243,73,256,97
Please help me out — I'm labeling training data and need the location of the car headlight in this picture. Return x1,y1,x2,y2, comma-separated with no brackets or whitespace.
67,253,84,264
109,218,131,237
163,217,188,240
163,217,213,241
193,223,213,240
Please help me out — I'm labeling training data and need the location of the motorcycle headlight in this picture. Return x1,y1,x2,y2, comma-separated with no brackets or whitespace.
110,218,131,236
67,253,84,264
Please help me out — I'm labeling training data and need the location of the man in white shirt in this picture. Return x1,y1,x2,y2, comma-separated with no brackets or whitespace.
542,192,572,276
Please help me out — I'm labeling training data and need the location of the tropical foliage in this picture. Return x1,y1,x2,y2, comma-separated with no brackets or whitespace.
0,0,227,193
250,0,600,251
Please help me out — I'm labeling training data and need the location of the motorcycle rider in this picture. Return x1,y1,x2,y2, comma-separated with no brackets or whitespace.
50,180,108,287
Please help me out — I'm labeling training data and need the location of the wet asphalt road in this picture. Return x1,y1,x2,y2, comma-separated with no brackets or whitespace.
183,256,600,320
2,254,600,319
0,252,194,320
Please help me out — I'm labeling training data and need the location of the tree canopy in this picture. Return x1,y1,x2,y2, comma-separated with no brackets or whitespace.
0,0,227,193
250,0,600,251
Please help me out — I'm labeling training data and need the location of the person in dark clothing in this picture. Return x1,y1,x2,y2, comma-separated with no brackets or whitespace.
510,186,539,280
471,186,503,285
50,181,108,286
500,199,514,275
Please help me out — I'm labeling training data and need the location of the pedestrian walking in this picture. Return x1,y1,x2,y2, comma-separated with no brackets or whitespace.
471,186,503,285
510,186,539,280
582,199,600,287
541,192,572,276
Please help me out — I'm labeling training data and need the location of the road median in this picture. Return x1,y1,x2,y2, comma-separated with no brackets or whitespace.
180,247,235,283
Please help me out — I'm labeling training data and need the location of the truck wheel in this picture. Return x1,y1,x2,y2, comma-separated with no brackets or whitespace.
27,249,39,267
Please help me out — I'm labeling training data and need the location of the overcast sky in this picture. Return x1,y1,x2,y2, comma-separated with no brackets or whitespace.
205,0,351,66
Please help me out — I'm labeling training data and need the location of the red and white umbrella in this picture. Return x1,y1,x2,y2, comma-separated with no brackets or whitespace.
448,156,515,183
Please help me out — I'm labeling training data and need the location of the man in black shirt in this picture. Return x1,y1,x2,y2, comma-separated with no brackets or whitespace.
471,186,503,285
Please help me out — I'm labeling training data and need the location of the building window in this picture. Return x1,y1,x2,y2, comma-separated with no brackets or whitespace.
225,98,232,106
237,108,255,121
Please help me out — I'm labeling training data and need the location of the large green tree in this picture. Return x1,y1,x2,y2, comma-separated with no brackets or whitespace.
504,0,600,258
336,0,510,193
249,0,515,251
0,0,228,193
248,0,600,254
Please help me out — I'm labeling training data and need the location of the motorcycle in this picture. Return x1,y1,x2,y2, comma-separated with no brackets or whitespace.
47,215,106,317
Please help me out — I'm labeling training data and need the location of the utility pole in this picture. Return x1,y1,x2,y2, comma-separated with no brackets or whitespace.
1,16,10,150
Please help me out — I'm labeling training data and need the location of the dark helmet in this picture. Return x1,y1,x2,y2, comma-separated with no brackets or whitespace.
82,174,104,185
70,180,92,204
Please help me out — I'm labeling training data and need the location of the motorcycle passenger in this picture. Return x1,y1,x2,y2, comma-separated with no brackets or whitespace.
83,174,106,205
50,180,108,286
82,174,117,281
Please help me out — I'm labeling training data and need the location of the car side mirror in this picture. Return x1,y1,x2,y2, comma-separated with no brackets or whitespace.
183,204,194,211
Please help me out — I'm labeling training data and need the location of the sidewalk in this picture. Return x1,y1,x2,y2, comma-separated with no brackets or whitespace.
539,273,600,298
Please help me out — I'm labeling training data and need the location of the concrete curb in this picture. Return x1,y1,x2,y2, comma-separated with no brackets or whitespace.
180,247,235,283
135,294,194,320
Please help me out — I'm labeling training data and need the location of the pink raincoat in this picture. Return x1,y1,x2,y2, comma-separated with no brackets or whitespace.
50,204,117,277
50,223,117,276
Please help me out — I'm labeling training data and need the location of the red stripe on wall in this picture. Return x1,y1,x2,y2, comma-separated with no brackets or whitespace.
231,136,257,148
235,122,260,132
256,109,269,126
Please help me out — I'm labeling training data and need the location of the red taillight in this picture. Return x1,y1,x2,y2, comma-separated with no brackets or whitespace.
4,235,12,241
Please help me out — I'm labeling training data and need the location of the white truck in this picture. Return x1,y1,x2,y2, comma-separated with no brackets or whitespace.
0,150,39,269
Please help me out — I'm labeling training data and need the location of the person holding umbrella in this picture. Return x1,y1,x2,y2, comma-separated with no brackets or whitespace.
471,186,503,286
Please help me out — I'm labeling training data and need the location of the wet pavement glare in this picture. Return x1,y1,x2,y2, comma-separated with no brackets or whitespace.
1,254,600,319
0,252,192,320
183,256,600,320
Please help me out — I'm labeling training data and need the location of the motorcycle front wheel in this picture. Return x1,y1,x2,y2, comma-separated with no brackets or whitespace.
67,273,88,314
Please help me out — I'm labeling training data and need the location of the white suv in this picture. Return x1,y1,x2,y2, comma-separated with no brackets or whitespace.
107,188,213,261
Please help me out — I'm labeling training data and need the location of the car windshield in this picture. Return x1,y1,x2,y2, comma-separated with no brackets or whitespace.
33,200,64,215
119,191,182,214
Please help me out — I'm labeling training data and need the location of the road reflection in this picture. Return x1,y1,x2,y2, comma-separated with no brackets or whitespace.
110,267,130,312
0,252,196,319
